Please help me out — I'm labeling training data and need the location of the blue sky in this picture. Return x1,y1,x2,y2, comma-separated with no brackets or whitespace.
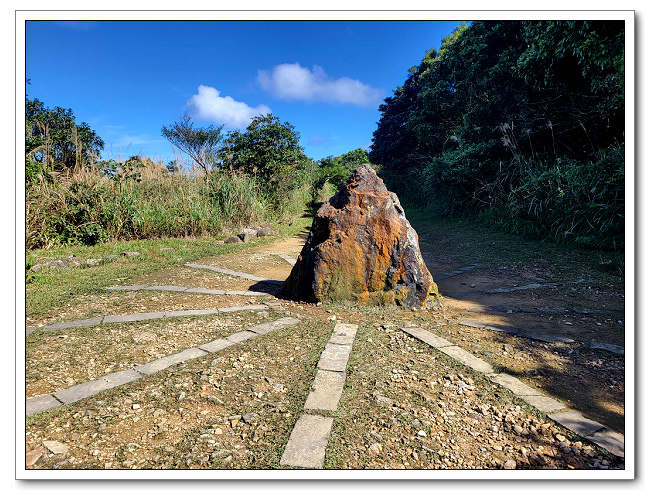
25,18,465,165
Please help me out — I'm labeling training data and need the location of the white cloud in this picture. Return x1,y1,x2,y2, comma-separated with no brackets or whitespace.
186,85,271,129
257,63,383,107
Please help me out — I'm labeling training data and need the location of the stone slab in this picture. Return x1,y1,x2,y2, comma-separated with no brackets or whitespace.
280,414,334,469
449,282,573,298
519,394,566,413
218,305,268,313
224,290,247,295
42,317,103,331
272,316,302,328
144,285,188,292
432,271,461,280
226,330,259,343
317,344,352,372
277,254,297,266
548,410,606,437
518,330,575,344
134,348,206,375
458,319,487,329
25,446,46,466
106,285,147,291
26,394,61,415
402,327,453,348
589,342,624,355
52,379,118,404
486,283,545,293
103,311,165,323
164,309,221,318
52,369,142,404
438,345,494,374
329,322,358,345
586,429,625,458
233,272,270,281
198,338,235,353
484,324,520,335
488,373,544,397
248,317,301,335
102,369,143,387
26,327,37,335
185,264,267,281
304,370,347,411
184,288,226,295
435,263,482,281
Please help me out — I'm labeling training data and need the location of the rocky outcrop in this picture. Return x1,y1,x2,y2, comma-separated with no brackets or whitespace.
283,165,438,310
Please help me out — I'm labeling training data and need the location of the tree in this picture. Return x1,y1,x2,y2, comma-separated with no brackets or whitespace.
367,20,625,249
516,20,625,157
161,112,225,174
26,96,105,180
317,148,371,189
223,113,309,180
369,42,447,189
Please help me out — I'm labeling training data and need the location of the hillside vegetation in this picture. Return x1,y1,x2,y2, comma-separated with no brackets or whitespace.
25,100,368,250
369,20,625,251
25,20,625,253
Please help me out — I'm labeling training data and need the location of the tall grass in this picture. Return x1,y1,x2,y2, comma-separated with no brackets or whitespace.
381,144,625,252
505,147,625,251
25,158,280,249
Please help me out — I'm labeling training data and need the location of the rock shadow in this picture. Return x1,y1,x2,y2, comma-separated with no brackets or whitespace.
248,280,285,298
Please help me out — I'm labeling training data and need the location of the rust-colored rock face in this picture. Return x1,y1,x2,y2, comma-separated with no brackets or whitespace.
283,165,438,310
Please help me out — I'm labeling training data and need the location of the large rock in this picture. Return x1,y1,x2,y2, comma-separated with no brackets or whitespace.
283,165,438,310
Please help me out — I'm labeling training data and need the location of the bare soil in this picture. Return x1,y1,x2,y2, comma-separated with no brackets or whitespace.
25,226,626,471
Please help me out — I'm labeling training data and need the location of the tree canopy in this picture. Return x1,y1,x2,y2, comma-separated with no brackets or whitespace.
26,95,104,182
223,113,310,180
317,148,371,189
369,20,625,250
161,112,225,174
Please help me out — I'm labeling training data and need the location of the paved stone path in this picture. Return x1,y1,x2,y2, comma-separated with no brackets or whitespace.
26,304,270,336
470,303,624,317
26,316,301,416
401,326,624,458
458,319,576,344
447,279,586,298
280,322,358,469
276,254,297,266
106,284,268,296
25,262,625,466
185,263,283,287
26,259,293,335
432,263,482,281
458,319,624,355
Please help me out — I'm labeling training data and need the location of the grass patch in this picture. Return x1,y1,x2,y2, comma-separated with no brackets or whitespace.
25,216,310,320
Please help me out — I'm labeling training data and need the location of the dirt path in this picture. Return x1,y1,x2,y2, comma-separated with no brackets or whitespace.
192,229,626,436
24,225,626,472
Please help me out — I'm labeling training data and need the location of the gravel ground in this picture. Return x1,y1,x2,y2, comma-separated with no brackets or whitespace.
24,233,626,473
25,311,623,472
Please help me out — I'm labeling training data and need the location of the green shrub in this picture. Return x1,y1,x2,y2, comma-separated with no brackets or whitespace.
201,170,269,227
25,157,317,249
421,140,505,215
507,147,624,250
